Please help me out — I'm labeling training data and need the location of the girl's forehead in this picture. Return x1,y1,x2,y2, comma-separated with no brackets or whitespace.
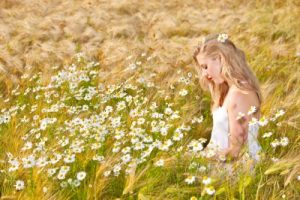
196,54,209,64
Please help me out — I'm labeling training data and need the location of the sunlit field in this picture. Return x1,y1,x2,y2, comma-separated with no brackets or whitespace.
0,0,299,199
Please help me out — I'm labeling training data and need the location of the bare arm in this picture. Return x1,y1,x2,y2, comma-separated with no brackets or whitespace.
217,90,253,161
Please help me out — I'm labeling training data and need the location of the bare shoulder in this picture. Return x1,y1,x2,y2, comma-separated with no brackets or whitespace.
227,86,260,113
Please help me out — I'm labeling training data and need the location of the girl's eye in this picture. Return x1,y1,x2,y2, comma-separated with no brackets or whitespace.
203,65,207,70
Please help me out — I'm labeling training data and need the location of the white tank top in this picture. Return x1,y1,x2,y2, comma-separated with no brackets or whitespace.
206,105,262,161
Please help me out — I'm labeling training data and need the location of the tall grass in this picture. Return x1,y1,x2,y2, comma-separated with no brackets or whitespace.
0,0,299,199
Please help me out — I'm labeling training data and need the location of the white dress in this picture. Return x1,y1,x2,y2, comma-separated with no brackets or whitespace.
205,105,262,162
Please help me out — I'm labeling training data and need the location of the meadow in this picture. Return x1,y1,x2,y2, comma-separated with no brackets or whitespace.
0,0,299,199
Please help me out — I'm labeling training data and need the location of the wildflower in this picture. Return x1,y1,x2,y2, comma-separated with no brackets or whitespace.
185,175,196,185
103,170,111,177
297,175,300,181
280,137,289,146
14,180,25,190
247,106,257,115
258,116,269,126
271,157,279,162
129,63,137,70
236,112,245,121
275,109,285,118
137,118,145,125
188,162,198,170
190,196,197,200
198,166,207,172
154,159,164,167
217,33,228,43
60,181,68,188
202,176,212,185
205,186,216,195
63,154,76,163
172,131,183,141
57,173,66,180
76,171,87,181
249,117,258,126
187,140,203,152
164,107,173,115
47,168,58,177
42,187,48,193
121,154,131,163
179,89,188,96
262,132,273,138
116,101,126,111
270,139,280,148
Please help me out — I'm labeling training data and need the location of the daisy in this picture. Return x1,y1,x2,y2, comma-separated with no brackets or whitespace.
258,116,269,126
262,132,273,138
217,33,228,43
205,186,216,195
236,112,245,121
198,166,207,172
202,176,212,185
270,139,280,148
185,175,196,185
42,186,48,193
297,175,300,181
76,171,87,181
179,89,188,96
280,137,289,146
154,159,164,167
57,173,66,180
14,180,25,190
271,157,279,162
190,196,197,200
103,170,111,177
247,106,257,115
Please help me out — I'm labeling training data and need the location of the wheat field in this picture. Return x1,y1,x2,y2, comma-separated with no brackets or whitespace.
0,0,299,199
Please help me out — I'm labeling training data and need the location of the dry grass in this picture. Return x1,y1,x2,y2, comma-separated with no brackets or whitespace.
0,0,300,199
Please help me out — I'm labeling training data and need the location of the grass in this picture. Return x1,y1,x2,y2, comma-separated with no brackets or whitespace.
0,0,299,199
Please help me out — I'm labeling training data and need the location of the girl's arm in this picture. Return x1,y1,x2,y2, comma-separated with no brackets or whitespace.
218,90,252,161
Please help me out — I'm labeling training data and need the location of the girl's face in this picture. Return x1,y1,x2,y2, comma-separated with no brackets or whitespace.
196,53,225,85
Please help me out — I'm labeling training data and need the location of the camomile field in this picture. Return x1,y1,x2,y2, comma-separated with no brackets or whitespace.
0,0,299,199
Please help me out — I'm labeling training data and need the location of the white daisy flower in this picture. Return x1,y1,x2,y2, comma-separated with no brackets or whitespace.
270,139,280,148
297,175,300,181
202,176,212,185
154,159,164,167
236,112,245,121
258,116,269,126
185,175,196,185
57,173,66,180
205,186,216,195
280,137,289,146
271,157,279,162
103,170,111,177
247,106,257,115
14,180,25,190
42,186,48,193
217,33,228,43
275,109,285,118
76,171,87,181
262,132,273,138
198,166,207,172
179,89,188,96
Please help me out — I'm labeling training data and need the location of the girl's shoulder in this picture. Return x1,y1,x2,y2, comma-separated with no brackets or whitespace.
227,86,260,116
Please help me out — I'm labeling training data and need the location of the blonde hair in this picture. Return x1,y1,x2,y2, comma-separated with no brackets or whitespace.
193,34,263,112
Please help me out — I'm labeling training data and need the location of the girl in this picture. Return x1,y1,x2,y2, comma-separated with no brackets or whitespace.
193,33,263,170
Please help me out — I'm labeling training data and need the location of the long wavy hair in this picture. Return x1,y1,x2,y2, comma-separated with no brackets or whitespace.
193,34,263,112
